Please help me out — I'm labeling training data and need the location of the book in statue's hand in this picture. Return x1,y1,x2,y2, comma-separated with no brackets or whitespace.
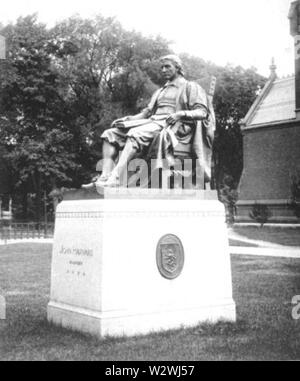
112,119,151,129
111,117,129,128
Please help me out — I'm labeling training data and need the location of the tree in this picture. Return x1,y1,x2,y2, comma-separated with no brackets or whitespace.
0,14,170,220
0,144,9,194
0,14,267,223
180,54,266,188
50,15,170,183
213,64,266,188
0,15,79,221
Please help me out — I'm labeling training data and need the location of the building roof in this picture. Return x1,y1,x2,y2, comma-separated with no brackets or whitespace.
242,75,296,129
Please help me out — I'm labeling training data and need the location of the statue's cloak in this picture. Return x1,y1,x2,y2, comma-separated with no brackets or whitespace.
147,79,215,184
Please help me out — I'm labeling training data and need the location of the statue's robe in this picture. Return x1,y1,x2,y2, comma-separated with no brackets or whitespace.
146,79,215,183
101,76,215,184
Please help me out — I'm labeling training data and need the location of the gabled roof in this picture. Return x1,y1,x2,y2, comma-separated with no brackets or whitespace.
241,75,296,129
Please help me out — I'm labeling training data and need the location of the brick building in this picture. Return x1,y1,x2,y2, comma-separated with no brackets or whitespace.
236,0,300,222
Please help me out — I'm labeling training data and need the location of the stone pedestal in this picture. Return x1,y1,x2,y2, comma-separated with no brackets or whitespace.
47,189,236,337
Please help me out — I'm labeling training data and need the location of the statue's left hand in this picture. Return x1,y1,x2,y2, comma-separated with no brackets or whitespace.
166,112,184,126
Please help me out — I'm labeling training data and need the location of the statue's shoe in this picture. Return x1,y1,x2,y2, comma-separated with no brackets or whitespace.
81,182,96,190
102,176,120,188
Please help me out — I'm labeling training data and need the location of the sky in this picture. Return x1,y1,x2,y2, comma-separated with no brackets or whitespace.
0,0,296,77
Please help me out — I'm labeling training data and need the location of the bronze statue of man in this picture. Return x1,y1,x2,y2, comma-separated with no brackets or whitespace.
82,54,215,189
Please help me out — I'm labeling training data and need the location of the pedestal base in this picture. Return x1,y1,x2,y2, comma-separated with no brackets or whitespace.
48,299,235,337
48,189,236,337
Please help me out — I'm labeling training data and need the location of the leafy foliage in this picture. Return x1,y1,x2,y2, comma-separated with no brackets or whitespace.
0,14,170,220
180,54,267,188
0,14,267,221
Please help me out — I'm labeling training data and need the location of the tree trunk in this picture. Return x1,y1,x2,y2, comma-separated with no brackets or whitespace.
35,171,42,224
22,191,28,221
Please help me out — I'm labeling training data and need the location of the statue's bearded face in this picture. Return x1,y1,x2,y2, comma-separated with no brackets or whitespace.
160,60,178,81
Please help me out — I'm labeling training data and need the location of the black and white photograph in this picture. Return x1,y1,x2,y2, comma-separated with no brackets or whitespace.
0,0,299,363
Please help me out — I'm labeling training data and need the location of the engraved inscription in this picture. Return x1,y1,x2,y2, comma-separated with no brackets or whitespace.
59,245,93,257
69,261,83,266
156,234,184,280
58,245,92,277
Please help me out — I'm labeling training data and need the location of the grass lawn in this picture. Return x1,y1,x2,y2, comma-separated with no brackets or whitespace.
233,226,300,246
0,243,300,361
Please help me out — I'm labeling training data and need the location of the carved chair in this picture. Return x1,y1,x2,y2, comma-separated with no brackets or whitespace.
173,76,216,160
142,76,217,189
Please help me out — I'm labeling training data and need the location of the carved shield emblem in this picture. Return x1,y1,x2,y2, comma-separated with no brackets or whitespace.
156,234,184,279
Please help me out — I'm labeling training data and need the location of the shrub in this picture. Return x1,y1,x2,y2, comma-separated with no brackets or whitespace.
249,203,272,227
289,172,300,219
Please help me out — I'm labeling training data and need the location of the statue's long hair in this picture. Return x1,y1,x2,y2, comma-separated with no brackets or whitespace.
160,54,185,77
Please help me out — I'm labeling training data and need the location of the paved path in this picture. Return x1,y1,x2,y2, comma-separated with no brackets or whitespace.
228,229,300,258
228,229,291,249
230,246,300,258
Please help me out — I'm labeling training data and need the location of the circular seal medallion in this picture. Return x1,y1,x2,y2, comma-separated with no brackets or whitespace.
156,234,184,280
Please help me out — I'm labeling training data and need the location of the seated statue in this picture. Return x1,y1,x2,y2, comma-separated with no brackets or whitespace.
82,54,215,189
